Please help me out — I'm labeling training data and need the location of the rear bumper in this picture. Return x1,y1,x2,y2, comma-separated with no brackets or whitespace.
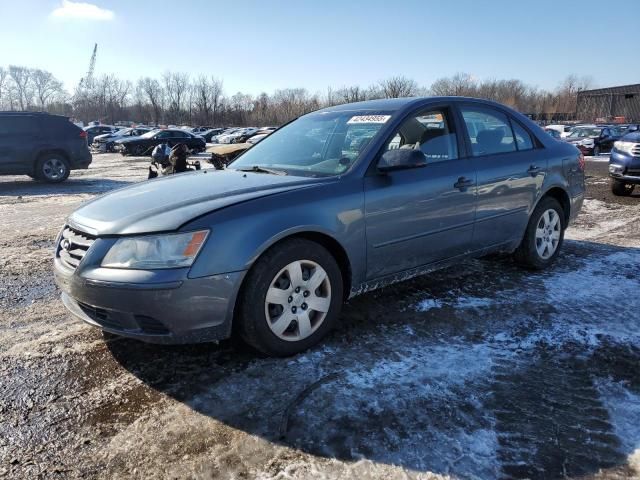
69,150,92,170
54,257,246,344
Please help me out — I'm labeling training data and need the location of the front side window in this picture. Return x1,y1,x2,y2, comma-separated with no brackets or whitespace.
460,106,516,156
382,109,458,162
229,111,392,176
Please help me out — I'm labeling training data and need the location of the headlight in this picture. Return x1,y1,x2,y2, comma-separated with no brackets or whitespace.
609,164,624,174
614,141,637,155
101,230,209,269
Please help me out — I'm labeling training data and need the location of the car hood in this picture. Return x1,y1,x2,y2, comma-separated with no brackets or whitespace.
622,132,640,142
68,169,329,236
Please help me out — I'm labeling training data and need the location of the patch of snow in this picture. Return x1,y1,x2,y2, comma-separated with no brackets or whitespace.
596,379,640,476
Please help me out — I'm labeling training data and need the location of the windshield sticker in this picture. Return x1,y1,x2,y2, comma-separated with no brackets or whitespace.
347,115,391,124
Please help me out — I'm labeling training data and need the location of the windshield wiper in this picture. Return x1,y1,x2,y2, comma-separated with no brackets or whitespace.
236,165,288,176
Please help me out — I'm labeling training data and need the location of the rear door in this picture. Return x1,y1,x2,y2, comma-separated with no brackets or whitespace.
457,103,544,249
0,115,39,174
364,104,477,279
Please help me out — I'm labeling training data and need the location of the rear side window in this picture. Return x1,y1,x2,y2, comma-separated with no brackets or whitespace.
0,116,36,135
460,106,516,156
511,120,534,150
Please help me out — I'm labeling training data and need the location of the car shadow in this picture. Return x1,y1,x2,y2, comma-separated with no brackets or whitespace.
106,239,640,478
0,177,133,197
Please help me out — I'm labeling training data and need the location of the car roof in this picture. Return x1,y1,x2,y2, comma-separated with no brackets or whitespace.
314,96,528,114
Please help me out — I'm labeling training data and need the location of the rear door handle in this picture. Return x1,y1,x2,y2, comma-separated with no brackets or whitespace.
454,177,474,191
527,165,541,176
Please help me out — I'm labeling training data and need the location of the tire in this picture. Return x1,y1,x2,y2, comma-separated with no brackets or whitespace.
237,238,343,356
514,197,566,270
133,145,147,156
34,154,70,183
611,179,635,196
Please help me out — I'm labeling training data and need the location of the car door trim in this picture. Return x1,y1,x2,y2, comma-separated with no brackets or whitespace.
372,217,476,249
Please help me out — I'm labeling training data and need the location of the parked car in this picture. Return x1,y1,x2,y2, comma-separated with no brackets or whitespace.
232,128,262,143
199,128,226,142
54,97,584,356
545,124,575,138
210,128,241,144
565,125,623,155
83,125,119,144
91,127,153,153
247,133,270,145
218,128,259,144
113,129,206,156
545,128,562,139
609,130,640,196
191,126,214,134
0,111,92,182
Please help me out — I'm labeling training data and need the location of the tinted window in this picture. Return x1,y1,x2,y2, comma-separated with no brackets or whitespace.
460,106,516,156
0,116,36,135
511,120,534,150
383,109,458,162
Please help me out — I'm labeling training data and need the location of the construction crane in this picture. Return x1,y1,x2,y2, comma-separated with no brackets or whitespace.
78,43,97,90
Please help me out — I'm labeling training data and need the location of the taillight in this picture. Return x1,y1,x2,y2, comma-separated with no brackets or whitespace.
577,153,585,171
79,131,88,139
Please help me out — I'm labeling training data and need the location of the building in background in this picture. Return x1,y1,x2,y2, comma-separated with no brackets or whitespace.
576,84,640,123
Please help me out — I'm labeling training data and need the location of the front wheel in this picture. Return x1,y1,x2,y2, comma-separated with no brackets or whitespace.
611,179,635,196
237,238,343,356
514,197,566,270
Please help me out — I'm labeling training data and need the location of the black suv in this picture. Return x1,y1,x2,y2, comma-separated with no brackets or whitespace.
0,112,92,182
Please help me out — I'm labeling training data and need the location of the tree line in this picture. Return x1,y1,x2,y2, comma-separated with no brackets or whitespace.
0,65,593,126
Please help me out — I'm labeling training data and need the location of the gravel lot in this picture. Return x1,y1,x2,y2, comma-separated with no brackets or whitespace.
1,154,639,479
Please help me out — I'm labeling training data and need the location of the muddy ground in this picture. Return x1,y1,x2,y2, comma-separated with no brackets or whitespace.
1,154,639,480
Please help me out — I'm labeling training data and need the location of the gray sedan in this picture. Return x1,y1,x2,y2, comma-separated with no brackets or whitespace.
54,97,585,356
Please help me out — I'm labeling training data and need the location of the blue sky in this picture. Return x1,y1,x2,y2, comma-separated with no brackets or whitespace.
1,0,638,95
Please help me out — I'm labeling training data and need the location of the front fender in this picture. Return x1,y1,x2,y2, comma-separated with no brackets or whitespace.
183,178,367,285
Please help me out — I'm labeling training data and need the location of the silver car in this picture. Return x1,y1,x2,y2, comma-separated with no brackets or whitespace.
54,97,585,356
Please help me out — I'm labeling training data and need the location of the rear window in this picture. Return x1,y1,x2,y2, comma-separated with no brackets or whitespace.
48,117,82,135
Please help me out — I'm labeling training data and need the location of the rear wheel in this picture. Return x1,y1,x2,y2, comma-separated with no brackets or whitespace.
237,238,343,356
35,155,70,183
611,179,635,196
514,197,565,270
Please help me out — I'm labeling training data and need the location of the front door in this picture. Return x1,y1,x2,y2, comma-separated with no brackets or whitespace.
364,106,477,279
457,103,544,249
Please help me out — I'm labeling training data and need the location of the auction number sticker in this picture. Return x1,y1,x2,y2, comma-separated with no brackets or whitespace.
347,115,391,124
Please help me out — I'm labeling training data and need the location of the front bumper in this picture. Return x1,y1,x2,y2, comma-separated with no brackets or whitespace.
609,172,640,185
54,256,246,344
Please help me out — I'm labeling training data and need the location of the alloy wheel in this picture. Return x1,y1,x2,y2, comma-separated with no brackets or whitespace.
535,209,561,260
42,158,67,181
264,260,331,342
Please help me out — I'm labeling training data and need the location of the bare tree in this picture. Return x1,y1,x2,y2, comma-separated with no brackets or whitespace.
138,77,164,124
8,65,34,110
163,71,190,124
378,76,418,98
32,69,64,109
0,67,8,109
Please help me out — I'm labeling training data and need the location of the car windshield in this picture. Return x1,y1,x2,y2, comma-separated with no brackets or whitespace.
229,111,392,177
568,127,601,138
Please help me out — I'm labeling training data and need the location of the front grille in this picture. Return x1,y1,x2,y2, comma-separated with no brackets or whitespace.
57,226,96,271
631,145,640,157
626,168,640,176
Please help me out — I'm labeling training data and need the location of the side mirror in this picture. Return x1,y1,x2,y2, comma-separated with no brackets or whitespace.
378,149,426,173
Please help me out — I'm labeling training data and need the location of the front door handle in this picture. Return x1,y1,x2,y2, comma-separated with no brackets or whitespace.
527,165,541,176
454,177,474,191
